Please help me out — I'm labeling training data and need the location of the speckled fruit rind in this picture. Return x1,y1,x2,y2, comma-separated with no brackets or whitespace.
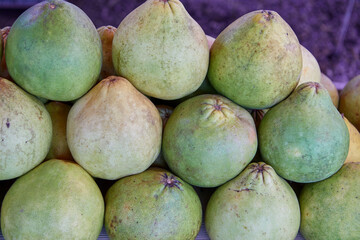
97,25,116,80
320,73,339,108
259,82,349,183
296,45,321,86
205,162,300,240
208,10,302,109
300,162,360,240
339,74,360,131
5,0,102,101
45,102,73,161
0,78,52,180
104,168,202,240
343,116,360,163
163,94,257,187
1,159,104,240
67,76,162,180
112,0,209,100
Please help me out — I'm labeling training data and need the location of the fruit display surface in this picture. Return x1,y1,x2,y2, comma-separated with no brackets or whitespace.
0,0,359,240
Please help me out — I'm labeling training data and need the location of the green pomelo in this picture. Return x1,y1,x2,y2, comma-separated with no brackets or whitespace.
67,76,162,180
339,74,360,131
296,45,321,86
45,101,73,161
208,10,302,109
112,0,209,100
105,168,202,240
259,82,349,183
205,162,300,240
300,162,360,239
0,78,52,180
163,94,257,187
1,159,104,239
6,0,102,101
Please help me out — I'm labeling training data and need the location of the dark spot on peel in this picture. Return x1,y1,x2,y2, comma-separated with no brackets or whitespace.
6,118,10,128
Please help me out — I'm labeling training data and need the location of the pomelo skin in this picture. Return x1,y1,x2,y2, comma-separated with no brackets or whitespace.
208,10,302,109
105,168,202,240
296,45,321,86
97,25,116,81
151,105,174,168
163,94,257,187
259,82,349,183
339,74,360,131
300,162,360,240
112,0,209,100
67,76,162,180
45,101,73,161
0,78,52,180
6,0,102,101
1,159,104,240
205,162,300,240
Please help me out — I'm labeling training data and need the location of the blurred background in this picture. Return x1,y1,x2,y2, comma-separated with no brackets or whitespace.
0,0,359,88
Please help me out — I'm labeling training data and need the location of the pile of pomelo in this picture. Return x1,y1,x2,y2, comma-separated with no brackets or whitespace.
0,0,359,239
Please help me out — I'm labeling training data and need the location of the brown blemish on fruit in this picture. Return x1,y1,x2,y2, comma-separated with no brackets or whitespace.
230,188,254,193
6,118,10,128
49,3,56,9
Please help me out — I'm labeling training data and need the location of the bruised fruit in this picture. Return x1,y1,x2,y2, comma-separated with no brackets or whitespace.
300,162,360,240
163,94,257,187
97,25,116,80
343,116,360,163
297,45,321,86
112,0,209,100
1,159,104,239
67,76,162,180
320,73,339,108
6,0,102,101
259,82,349,183
105,168,202,240
205,162,300,240
45,102,73,161
152,105,174,168
339,75,360,131
0,78,52,180
208,10,302,109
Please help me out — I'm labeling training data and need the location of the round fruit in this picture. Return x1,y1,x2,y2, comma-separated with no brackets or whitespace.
0,78,52,180
67,76,162,180
163,94,257,187
6,0,102,101
105,168,202,240
205,162,300,240
339,74,360,131
1,159,104,239
259,82,349,183
300,162,360,240
112,0,209,100
208,10,302,109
